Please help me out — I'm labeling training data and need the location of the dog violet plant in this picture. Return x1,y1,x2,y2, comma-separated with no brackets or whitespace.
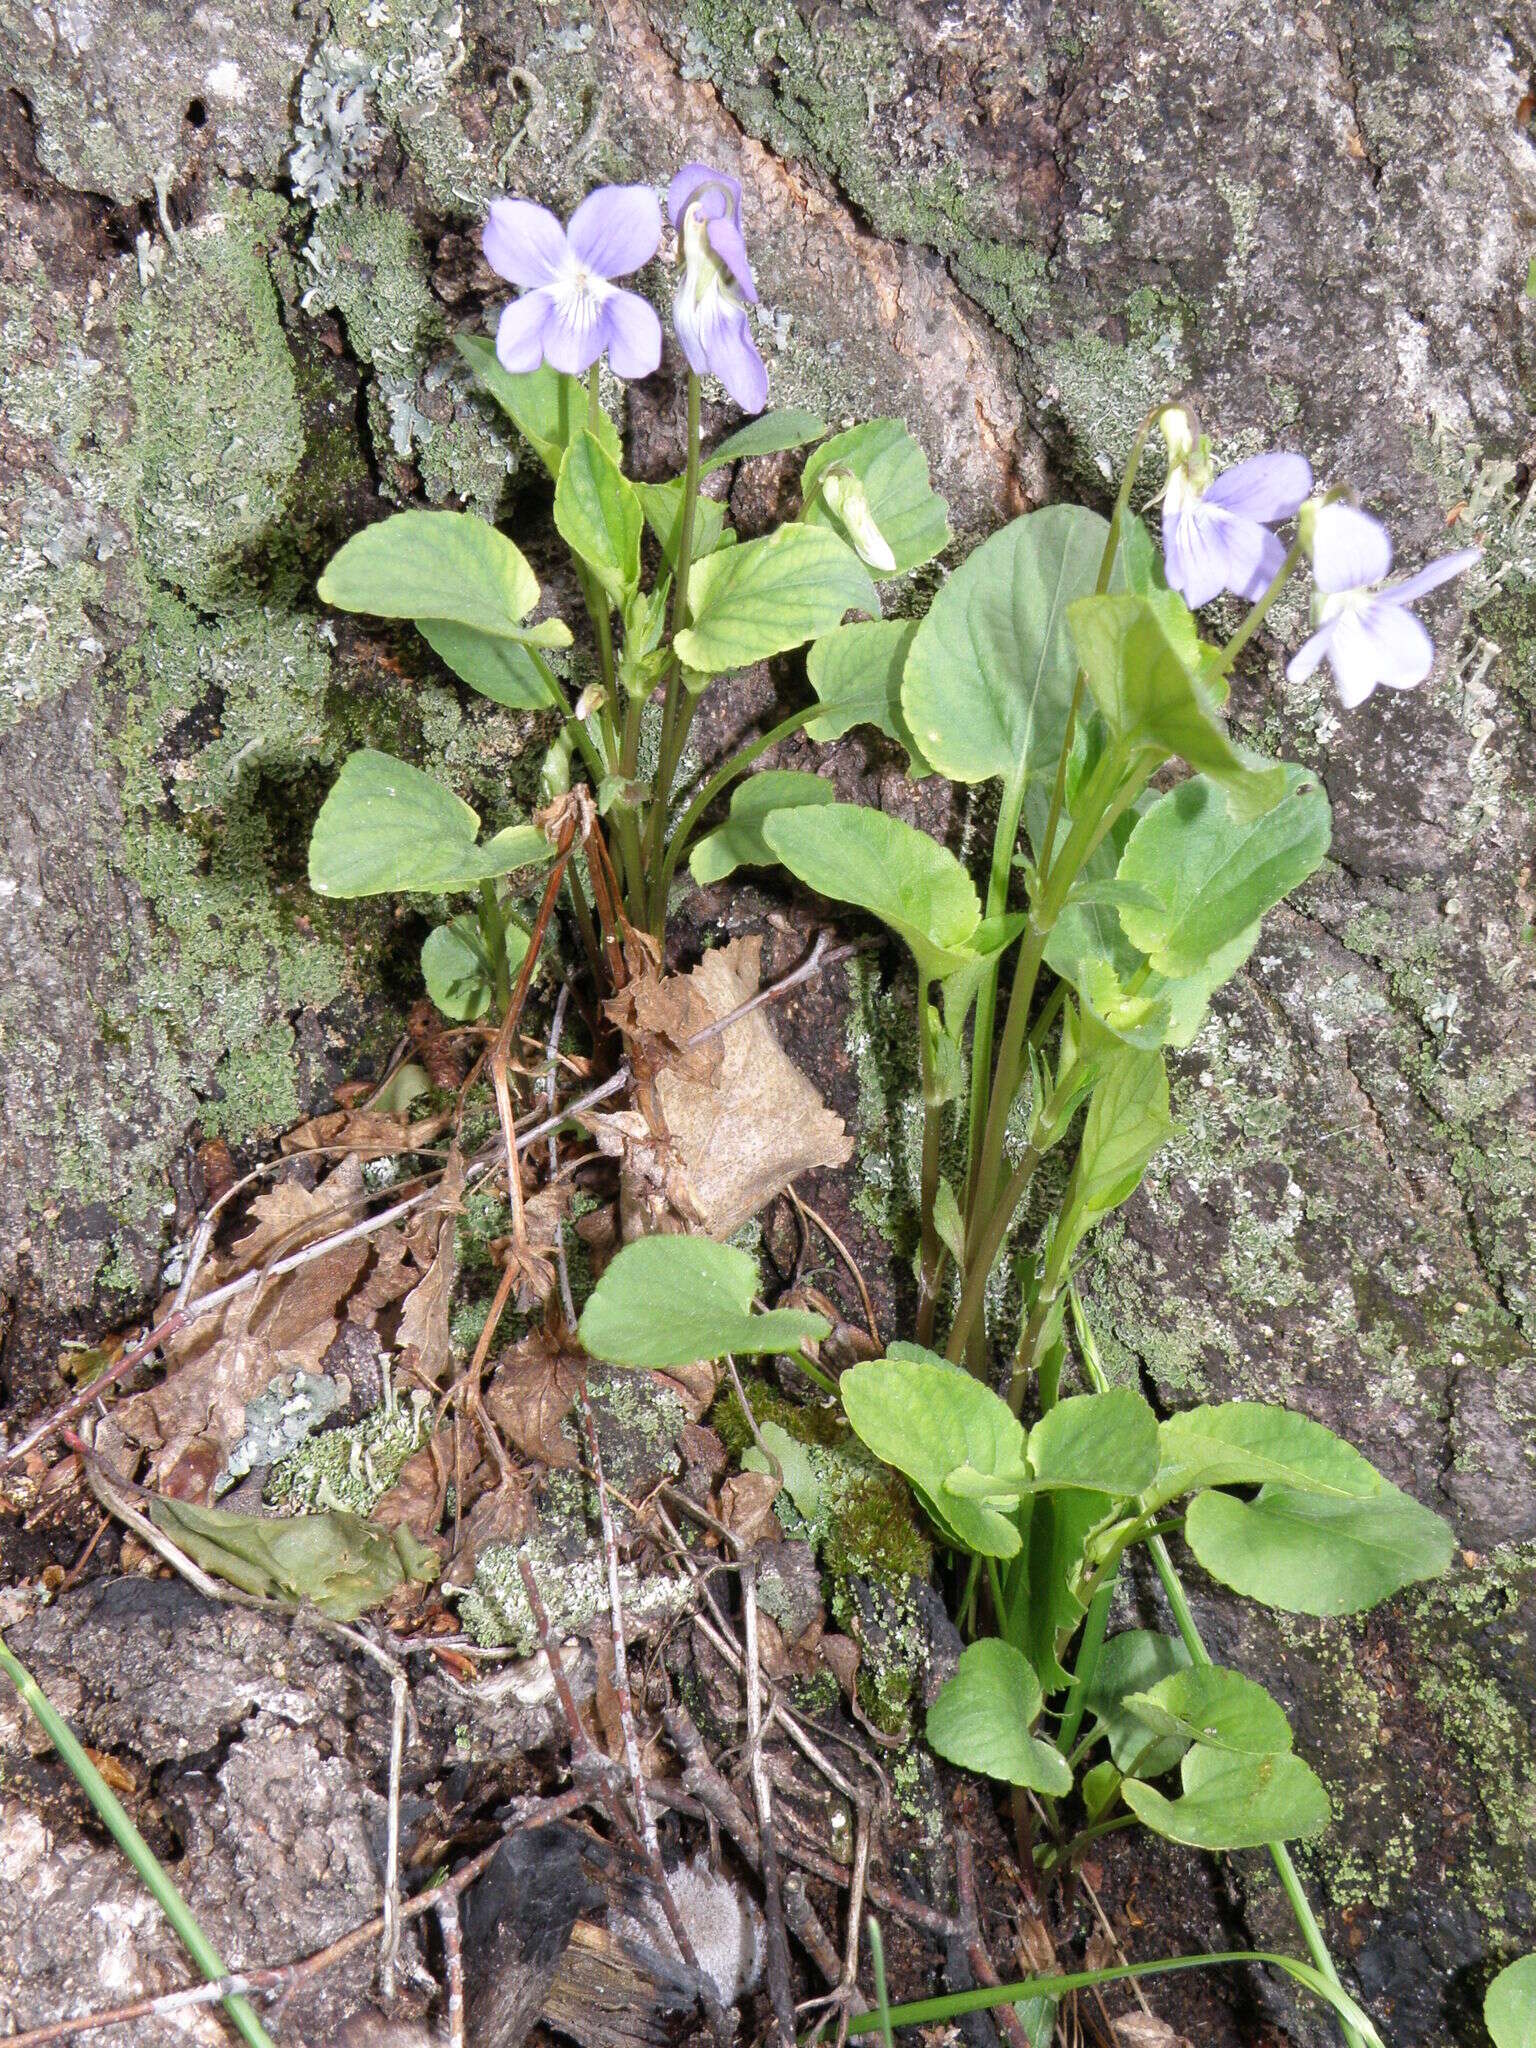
307,174,1481,2043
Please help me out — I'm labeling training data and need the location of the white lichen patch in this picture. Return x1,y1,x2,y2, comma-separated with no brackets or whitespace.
453,1532,693,1653
265,1390,433,1513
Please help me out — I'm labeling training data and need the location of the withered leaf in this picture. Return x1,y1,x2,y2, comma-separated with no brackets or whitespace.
483,1332,584,1469
443,1478,530,1592
395,1151,466,1388
719,1469,782,1549
280,1105,451,1162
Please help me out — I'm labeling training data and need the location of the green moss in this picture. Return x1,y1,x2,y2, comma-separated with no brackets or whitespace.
123,188,305,611
302,199,444,378
266,1390,435,1512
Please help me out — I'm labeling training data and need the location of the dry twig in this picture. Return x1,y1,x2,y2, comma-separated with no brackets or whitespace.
743,1559,797,2045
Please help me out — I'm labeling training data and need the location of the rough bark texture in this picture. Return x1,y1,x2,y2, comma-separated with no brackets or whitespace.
0,0,1533,2042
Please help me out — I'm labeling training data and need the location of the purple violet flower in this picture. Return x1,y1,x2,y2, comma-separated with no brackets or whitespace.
666,164,768,414
1158,409,1312,610
483,185,663,380
1286,502,1481,708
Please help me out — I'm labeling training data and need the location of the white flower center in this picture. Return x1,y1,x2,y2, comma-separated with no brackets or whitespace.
554,258,614,337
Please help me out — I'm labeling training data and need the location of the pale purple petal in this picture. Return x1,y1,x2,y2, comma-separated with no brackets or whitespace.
495,289,556,373
704,213,757,302
1286,621,1336,686
1228,521,1288,602
1324,609,1388,708
1163,501,1270,610
675,283,767,412
598,289,663,379
483,199,568,287
668,162,742,229
540,286,608,376
1355,597,1436,690
567,184,662,280
1381,546,1481,607
1311,503,1393,593
1205,450,1312,523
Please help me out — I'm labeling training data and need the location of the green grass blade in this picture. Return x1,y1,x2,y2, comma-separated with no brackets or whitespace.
0,1630,278,2048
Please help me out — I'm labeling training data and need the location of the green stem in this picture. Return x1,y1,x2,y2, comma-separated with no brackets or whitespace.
1205,538,1304,685
1069,1289,1369,2048
962,767,1028,1225
945,1139,1041,1366
478,879,512,1016
914,976,943,1349
652,701,824,909
527,647,607,788
0,1632,277,2048
587,362,602,434
647,372,704,930
1054,1572,1115,1757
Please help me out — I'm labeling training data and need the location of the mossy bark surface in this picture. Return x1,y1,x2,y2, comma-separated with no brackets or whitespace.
0,1,1532,2038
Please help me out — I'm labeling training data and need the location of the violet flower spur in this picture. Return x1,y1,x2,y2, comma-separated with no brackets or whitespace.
1158,408,1312,610
1287,501,1481,709
483,185,663,380
666,163,769,414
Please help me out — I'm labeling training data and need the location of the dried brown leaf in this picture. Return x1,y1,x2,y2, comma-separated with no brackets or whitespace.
719,1469,781,1549
395,1152,466,1388
483,1333,584,1469
1112,2017,1191,2048
370,1435,447,1546
443,1477,530,1591
820,1633,860,1700
280,1105,450,1162
650,1361,718,1421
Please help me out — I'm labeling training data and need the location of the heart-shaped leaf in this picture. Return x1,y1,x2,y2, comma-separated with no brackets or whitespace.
701,407,828,474
676,525,878,674
421,914,530,1022
555,428,643,603
927,1639,1073,1795
456,334,619,475
1124,1743,1331,1849
1147,1401,1387,1513
309,751,552,898
902,505,1109,788
762,801,988,984
1068,593,1286,821
319,509,547,641
1487,1957,1536,2048
805,620,930,775
1115,766,1332,977
1027,1390,1159,1496
577,1236,829,1369
688,769,833,886
801,420,950,577
1185,1482,1455,1616
1123,1666,1294,1757
840,1348,1030,1559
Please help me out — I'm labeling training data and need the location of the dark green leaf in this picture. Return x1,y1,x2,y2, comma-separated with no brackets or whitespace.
688,769,833,886
1020,1488,1117,1690
903,506,1108,788
1123,1666,1294,1756
1084,1630,1193,1775
1185,1482,1455,1616
676,525,878,673
554,428,643,602
701,407,828,473
1027,1390,1159,1496
577,1236,829,1369
1076,1048,1172,1215
927,1640,1073,1795
319,509,545,640
419,621,560,708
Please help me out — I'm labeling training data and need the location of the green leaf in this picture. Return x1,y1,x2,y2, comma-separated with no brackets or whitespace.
1019,1488,1116,1691
1085,1631,1193,1776
762,801,987,984
1487,1956,1536,2048
1123,1667,1294,1757
1147,1401,1387,1513
1185,1482,1456,1616
701,407,828,473
554,428,643,603
455,333,619,475
1047,901,1260,1052
1115,766,1332,977
421,914,530,1022
635,479,730,571
309,751,553,898
419,621,561,708
927,1640,1074,1796
577,1236,829,1369
902,505,1108,788
742,1418,824,1522
932,1176,967,1269
676,525,878,674
319,509,546,641
801,420,950,577
1081,1760,1122,1820
1076,1048,1171,1215
688,769,833,886
1123,1743,1331,1850
1027,1390,1159,1496
804,620,930,775
1068,593,1287,821
147,1496,439,1624
840,1350,1029,1559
